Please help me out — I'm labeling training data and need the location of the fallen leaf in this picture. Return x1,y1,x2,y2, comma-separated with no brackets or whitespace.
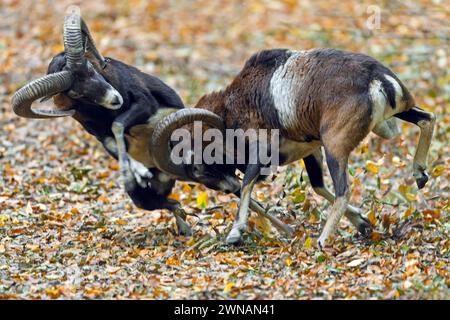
366,160,379,174
223,281,234,293
196,192,209,209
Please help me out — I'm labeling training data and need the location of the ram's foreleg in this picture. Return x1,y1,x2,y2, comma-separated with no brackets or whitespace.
103,136,152,188
112,101,153,188
226,163,261,244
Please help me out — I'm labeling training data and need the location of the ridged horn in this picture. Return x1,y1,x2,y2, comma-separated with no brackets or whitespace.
63,13,85,70
151,108,225,178
11,71,75,119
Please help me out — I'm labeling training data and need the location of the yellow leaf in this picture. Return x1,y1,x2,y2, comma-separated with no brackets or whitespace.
166,256,181,267
370,231,383,242
432,165,445,177
300,159,305,169
229,201,238,211
212,210,224,220
366,160,379,174
252,216,272,236
223,281,234,293
115,219,128,225
85,287,103,296
97,194,109,204
108,163,120,171
196,192,209,209
182,183,192,193
398,184,408,195
45,288,61,299
405,193,416,202
304,237,313,249
368,210,377,225
286,255,293,267
360,143,369,154
403,207,413,219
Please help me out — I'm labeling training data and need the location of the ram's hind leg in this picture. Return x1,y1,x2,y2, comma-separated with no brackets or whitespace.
395,107,436,189
316,146,351,248
318,104,371,247
303,149,372,237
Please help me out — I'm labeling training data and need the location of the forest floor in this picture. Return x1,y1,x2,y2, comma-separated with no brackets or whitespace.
0,0,448,299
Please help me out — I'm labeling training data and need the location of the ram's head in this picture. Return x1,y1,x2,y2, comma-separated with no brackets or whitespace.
11,12,122,119
151,108,241,194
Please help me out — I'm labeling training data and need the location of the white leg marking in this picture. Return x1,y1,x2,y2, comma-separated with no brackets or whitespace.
313,187,369,232
318,192,350,248
226,179,257,244
129,157,153,188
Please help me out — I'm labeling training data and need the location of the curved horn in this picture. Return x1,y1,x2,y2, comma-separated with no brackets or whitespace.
63,13,85,70
151,108,225,178
80,18,106,67
12,71,75,119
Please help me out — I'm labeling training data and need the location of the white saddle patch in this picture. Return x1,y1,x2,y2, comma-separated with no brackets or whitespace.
270,50,307,130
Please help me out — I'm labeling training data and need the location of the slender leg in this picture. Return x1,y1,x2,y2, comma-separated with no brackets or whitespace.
303,149,372,237
226,163,261,244
317,148,350,248
395,107,436,189
112,122,134,188
111,99,154,188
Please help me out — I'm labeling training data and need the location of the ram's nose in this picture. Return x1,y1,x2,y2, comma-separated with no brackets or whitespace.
220,177,241,194
102,88,123,110
111,95,122,108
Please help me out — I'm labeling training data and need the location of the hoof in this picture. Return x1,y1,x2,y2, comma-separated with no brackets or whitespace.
226,228,243,245
357,216,373,238
415,172,429,190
